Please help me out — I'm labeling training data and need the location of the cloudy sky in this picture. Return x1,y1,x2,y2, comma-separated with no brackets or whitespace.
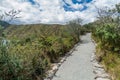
0,0,119,24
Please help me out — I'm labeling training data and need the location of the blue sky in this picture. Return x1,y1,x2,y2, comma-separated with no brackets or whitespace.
29,0,36,5
63,0,90,12
64,0,93,11
28,0,92,12
0,0,119,24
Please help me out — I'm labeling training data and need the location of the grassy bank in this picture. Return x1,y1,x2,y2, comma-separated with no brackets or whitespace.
92,23,120,80
89,3,120,80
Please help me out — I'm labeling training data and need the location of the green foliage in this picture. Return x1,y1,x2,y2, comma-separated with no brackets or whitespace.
83,23,95,32
91,3,120,80
67,18,82,41
0,23,82,80
92,23,120,52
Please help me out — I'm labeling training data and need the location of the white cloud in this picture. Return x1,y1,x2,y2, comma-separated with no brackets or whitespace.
77,0,82,2
71,3,84,9
0,0,119,24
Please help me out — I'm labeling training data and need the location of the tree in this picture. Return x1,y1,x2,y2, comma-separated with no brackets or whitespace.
67,18,82,41
0,9,21,23
95,6,115,25
115,3,120,27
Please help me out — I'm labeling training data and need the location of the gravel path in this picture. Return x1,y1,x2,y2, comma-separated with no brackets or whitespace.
52,33,96,80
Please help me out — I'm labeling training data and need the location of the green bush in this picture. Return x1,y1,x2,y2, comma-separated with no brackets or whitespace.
0,24,83,80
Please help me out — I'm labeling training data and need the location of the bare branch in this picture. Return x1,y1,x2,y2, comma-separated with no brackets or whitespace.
0,9,21,22
5,9,21,22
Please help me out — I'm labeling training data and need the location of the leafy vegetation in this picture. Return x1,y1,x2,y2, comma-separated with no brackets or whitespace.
0,17,87,79
91,3,120,80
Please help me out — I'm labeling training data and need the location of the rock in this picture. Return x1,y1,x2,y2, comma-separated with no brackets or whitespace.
92,54,111,80
93,62,103,68
52,65,58,71
65,53,71,56
94,66,105,71
95,73,111,79
46,64,59,79
60,57,66,63
47,70,54,77
93,68,105,75
91,57,96,62
44,78,51,80
91,43,111,80
58,63,62,66
95,77,110,80
93,70,104,75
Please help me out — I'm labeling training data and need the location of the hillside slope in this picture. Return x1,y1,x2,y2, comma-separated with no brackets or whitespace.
0,20,10,29
0,23,82,80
